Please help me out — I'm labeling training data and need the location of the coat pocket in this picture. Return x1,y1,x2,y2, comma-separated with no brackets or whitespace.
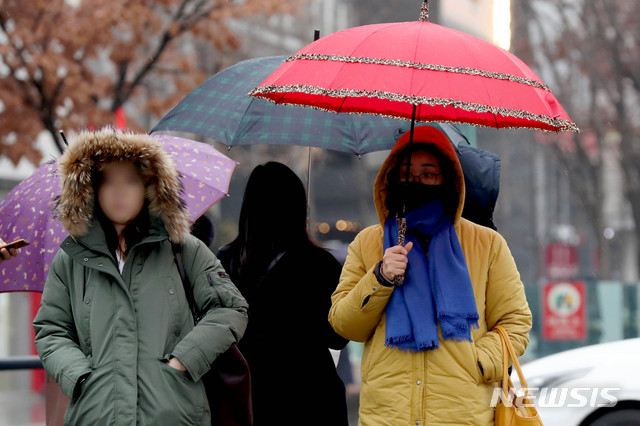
470,342,485,385
155,359,207,424
62,363,102,425
449,340,485,386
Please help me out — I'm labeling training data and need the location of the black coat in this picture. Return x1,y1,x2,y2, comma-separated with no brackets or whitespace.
218,243,349,426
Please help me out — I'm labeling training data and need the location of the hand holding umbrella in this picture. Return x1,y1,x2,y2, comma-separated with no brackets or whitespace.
381,241,414,283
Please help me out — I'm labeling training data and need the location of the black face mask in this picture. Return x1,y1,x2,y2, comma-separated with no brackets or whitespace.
390,182,445,214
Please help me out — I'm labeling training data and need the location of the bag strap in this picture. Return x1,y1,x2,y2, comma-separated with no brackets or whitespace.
498,326,511,397
171,242,200,325
255,251,286,286
494,325,529,396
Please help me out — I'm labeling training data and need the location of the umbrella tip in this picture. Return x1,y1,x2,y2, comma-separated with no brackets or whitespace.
59,130,69,147
420,0,429,22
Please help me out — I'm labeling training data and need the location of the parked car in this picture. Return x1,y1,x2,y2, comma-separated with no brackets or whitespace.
512,338,640,425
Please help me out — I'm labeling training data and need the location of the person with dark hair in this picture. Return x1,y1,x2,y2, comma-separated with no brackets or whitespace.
191,214,216,247
330,126,532,426
218,161,349,426
33,129,248,425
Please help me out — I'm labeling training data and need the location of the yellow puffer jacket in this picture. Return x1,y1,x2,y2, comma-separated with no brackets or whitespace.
329,126,532,426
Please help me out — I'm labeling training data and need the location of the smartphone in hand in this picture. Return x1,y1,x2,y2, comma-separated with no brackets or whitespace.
0,239,30,251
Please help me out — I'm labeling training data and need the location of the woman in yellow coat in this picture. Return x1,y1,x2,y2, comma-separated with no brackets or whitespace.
329,126,532,425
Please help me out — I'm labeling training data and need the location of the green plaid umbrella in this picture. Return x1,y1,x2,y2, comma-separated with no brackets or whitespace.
151,56,469,155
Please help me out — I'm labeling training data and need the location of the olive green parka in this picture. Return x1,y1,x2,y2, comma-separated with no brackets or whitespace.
33,130,248,425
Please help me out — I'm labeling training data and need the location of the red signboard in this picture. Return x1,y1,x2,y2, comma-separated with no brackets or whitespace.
545,243,578,280
543,281,587,341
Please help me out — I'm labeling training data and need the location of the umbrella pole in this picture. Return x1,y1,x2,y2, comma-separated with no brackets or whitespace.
409,104,417,153
306,29,321,232
393,104,418,286
307,145,312,230
59,131,69,149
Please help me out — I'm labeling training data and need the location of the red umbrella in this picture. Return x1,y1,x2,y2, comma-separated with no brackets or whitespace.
250,1,578,284
250,1,578,133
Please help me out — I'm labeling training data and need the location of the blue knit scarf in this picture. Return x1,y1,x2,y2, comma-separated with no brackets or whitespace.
384,199,479,351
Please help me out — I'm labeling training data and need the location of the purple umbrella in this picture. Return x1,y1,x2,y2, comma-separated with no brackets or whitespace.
152,134,236,217
0,160,63,293
0,134,236,292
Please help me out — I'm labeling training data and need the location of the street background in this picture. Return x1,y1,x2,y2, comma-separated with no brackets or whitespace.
1,1,639,425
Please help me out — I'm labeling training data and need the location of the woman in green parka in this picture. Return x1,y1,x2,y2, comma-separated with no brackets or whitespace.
33,129,249,425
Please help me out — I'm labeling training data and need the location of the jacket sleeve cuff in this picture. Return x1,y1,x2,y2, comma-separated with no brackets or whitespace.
171,347,210,382
476,347,497,383
71,372,91,402
374,261,395,287
61,368,92,401
360,265,395,309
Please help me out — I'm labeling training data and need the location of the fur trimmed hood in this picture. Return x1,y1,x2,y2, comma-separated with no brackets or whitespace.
55,129,191,243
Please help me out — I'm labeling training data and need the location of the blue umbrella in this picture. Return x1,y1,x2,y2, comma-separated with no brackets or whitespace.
151,56,469,155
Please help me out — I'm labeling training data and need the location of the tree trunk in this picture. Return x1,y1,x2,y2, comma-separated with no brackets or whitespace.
599,232,613,281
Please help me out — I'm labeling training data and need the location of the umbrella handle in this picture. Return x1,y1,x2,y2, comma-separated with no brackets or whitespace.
393,215,407,286
393,103,416,286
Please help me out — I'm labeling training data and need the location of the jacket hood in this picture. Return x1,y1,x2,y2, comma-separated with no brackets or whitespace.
55,129,191,243
373,125,466,227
